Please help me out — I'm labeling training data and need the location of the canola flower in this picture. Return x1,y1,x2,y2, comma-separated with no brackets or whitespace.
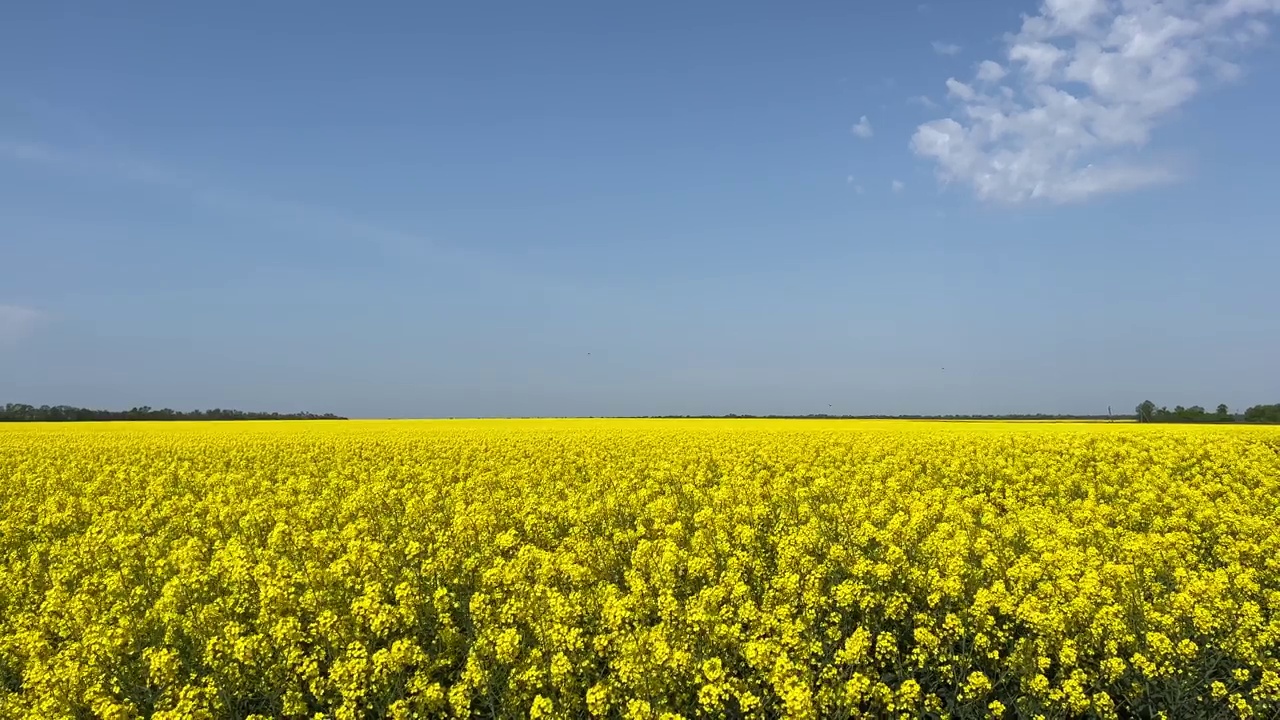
1,419,1279,719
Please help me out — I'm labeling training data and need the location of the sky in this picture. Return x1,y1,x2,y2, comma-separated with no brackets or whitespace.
3,0,1279,418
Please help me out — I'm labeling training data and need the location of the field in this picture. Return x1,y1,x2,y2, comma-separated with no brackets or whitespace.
2,420,1279,719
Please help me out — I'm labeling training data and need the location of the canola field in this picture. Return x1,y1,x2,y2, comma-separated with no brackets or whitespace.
2,420,1279,720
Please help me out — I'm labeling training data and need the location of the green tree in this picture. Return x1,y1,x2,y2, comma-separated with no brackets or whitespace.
1216,403,1230,421
1244,404,1280,423
1135,400,1155,423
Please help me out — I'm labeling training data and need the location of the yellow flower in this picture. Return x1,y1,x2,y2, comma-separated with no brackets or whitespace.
898,679,922,707
530,695,554,719
624,699,653,720
962,672,992,700
2,418,1277,718
586,683,609,717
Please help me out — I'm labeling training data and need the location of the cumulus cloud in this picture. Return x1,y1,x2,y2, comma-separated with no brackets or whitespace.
975,60,1008,84
932,41,963,55
911,0,1280,204
851,115,874,138
0,305,43,347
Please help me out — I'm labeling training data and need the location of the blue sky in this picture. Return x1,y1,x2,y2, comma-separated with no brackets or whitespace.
3,0,1278,418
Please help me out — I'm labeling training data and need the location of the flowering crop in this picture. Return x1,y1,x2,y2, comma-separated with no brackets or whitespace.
2,419,1279,719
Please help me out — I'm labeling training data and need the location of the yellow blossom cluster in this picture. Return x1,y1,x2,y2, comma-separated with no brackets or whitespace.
1,419,1278,718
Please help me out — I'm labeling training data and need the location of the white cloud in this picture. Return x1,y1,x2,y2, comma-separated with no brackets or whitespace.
851,115,874,138
932,41,963,55
0,305,42,347
945,78,978,101
910,95,940,109
976,60,1008,83
911,0,1280,204
892,180,906,192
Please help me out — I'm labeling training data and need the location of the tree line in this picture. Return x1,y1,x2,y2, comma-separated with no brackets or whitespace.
1134,400,1280,424
0,403,346,422
5,402,1276,424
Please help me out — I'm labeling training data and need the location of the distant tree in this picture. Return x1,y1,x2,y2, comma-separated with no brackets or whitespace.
0,403,346,422
1133,400,1280,424
1136,400,1156,423
1243,403,1280,423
